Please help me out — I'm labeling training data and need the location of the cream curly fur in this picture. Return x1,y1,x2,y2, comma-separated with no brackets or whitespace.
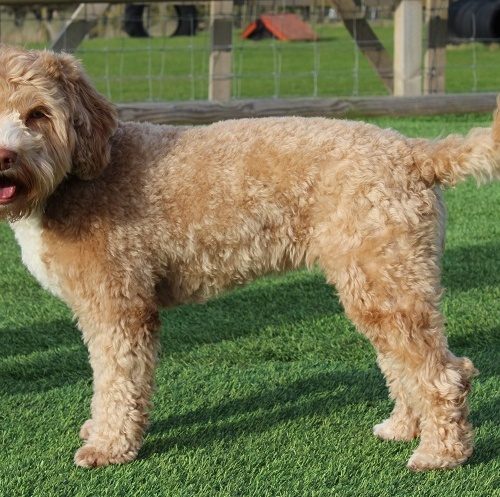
1,45,498,470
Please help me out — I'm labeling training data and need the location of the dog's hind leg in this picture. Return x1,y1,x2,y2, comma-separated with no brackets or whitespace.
332,255,474,470
372,190,445,444
316,221,475,470
372,353,420,441
73,299,160,468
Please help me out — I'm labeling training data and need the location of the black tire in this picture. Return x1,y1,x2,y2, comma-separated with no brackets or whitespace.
449,0,500,40
123,4,150,38
172,5,198,37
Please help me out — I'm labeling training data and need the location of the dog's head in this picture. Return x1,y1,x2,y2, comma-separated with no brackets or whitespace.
0,45,117,220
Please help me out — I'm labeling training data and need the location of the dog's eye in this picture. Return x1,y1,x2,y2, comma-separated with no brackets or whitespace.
28,109,46,119
26,109,48,122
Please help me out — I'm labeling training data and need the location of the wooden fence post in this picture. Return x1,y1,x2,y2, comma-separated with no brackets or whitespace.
209,1,233,102
394,0,422,96
424,0,449,94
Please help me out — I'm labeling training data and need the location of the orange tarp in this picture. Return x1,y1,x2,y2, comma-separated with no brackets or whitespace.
242,13,317,41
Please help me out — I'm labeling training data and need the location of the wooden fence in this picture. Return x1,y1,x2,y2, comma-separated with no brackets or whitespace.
1,0,497,122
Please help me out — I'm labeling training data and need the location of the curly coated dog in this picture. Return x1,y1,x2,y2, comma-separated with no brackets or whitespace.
1,45,498,470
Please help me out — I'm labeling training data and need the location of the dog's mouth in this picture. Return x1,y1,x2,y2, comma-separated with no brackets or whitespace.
0,176,19,205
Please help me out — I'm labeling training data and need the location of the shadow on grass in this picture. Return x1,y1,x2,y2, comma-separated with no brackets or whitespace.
142,360,499,467
0,319,81,359
470,433,500,466
466,392,500,466
1,297,498,398
141,367,387,458
161,273,342,353
0,319,91,394
443,242,500,291
0,276,342,395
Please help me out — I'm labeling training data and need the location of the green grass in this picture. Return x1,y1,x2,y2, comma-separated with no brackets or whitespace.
0,114,499,496
61,24,500,102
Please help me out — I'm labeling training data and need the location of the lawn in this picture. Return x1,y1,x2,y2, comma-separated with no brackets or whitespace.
0,111,499,496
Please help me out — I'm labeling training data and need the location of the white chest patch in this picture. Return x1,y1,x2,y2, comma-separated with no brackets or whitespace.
10,215,63,299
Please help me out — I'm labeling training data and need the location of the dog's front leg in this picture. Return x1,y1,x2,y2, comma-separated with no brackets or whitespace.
74,303,160,468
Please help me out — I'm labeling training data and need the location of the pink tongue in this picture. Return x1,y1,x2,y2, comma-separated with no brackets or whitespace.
0,185,16,200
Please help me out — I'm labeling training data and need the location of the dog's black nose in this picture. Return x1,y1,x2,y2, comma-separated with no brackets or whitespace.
0,148,17,171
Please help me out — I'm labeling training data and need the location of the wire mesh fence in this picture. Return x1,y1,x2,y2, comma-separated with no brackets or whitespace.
0,1,499,103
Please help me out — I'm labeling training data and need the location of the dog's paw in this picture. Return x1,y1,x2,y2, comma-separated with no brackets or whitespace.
79,419,94,440
373,418,419,442
74,444,138,468
407,447,470,471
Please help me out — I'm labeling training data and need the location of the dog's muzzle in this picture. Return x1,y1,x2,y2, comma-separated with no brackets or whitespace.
0,147,19,204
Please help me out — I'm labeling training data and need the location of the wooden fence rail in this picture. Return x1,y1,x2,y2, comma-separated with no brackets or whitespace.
117,93,498,125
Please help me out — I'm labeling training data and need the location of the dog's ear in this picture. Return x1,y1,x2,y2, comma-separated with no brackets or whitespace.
38,51,118,180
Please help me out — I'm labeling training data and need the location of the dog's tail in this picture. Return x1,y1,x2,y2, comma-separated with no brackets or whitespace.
414,96,500,187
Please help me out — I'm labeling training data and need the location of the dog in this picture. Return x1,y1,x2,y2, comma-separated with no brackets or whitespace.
0,45,498,471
